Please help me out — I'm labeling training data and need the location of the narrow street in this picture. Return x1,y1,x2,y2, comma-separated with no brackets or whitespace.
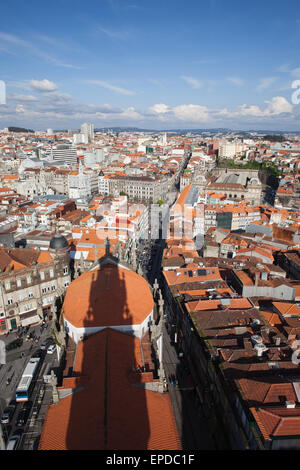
0,322,59,450
162,322,216,450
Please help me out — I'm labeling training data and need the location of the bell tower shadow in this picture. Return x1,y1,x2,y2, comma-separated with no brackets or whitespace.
63,237,152,450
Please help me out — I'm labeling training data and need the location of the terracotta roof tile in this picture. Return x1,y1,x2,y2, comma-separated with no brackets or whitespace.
39,329,180,450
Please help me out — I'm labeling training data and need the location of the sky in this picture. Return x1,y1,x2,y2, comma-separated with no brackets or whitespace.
1,0,300,131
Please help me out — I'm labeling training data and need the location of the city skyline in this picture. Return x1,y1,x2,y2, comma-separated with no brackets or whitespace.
1,0,300,130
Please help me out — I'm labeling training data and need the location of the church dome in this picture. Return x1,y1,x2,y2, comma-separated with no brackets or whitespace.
49,233,69,250
63,263,154,328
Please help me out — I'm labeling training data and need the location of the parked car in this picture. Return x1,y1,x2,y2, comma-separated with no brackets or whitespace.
40,338,52,350
1,407,13,424
6,430,23,450
46,343,56,354
1,400,16,424
6,338,23,351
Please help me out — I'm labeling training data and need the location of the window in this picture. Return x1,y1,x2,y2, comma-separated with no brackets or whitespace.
63,267,68,275
50,269,54,278
40,271,45,281
51,285,56,291
28,292,33,298
7,298,13,305
42,288,47,294
26,275,31,285
16,278,21,287
5,281,10,291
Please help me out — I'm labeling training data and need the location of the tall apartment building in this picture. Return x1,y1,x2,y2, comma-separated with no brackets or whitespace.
0,236,71,333
218,140,244,158
68,168,98,200
80,123,94,142
107,175,170,203
51,145,78,165
98,170,109,195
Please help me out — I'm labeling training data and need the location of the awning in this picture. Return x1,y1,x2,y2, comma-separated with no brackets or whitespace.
20,311,41,327
20,315,41,327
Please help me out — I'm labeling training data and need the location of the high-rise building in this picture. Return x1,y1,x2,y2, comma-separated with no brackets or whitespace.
80,123,94,142
50,145,78,165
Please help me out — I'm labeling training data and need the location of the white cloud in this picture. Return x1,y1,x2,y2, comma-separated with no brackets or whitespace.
30,79,58,92
172,104,211,122
148,103,170,114
256,77,276,91
291,68,300,78
86,80,135,96
277,63,290,73
227,77,244,87
181,76,202,89
236,96,293,117
97,26,134,40
16,104,25,113
9,93,38,102
0,32,81,69
265,96,293,114
0,91,295,128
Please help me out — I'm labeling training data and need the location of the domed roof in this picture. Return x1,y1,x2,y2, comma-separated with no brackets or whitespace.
63,263,154,328
49,233,69,250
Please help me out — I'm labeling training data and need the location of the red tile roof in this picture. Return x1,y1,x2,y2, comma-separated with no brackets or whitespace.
38,329,181,450
63,263,154,328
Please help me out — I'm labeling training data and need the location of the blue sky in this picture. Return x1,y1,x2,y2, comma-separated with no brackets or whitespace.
1,0,300,130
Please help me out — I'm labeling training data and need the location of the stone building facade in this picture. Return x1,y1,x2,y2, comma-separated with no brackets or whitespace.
0,234,71,333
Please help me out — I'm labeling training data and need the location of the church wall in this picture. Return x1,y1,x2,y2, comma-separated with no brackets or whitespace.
64,310,154,344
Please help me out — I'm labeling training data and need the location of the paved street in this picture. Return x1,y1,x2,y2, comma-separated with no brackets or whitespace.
0,321,58,449
162,322,216,450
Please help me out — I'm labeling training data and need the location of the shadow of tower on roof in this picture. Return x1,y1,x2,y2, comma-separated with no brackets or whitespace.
63,236,152,450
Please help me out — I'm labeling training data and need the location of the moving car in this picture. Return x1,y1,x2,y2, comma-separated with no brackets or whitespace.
40,338,52,350
16,408,28,427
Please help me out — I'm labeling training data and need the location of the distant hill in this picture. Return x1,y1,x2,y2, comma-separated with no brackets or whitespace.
8,126,34,133
94,127,232,135
94,127,300,135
